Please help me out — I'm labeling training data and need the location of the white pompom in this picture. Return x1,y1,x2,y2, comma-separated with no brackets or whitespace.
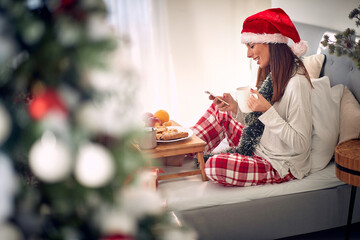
291,40,309,57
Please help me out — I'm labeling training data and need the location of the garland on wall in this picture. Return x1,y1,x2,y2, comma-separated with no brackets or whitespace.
0,0,196,239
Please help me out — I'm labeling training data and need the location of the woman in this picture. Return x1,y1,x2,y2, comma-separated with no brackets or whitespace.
191,8,313,187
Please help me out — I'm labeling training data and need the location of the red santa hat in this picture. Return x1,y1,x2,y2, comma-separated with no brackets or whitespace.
241,8,308,57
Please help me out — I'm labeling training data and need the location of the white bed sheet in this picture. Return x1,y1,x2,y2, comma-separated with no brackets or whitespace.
158,159,344,212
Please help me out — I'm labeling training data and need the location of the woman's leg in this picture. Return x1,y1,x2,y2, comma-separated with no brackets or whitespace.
205,153,295,187
191,104,244,154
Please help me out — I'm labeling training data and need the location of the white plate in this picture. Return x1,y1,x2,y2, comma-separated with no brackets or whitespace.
156,126,193,143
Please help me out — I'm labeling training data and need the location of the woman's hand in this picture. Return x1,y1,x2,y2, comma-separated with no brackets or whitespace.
248,89,272,113
209,93,238,114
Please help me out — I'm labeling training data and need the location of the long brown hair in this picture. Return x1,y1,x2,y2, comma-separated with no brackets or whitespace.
257,43,312,103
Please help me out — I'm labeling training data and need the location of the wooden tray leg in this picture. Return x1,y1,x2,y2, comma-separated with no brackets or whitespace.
197,152,208,181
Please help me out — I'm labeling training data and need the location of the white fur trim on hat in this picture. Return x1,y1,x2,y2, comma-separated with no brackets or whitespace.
241,32,288,44
290,40,308,57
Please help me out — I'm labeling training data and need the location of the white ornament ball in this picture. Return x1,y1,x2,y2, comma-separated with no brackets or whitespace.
101,209,136,236
0,222,23,240
120,187,164,218
87,15,112,41
0,104,11,146
76,102,101,135
74,143,115,188
0,153,18,225
29,131,72,183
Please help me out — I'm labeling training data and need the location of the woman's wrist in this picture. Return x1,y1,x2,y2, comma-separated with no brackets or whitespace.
232,103,238,115
262,104,272,113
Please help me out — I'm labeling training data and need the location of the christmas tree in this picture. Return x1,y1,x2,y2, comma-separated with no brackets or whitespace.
0,0,196,239
321,4,360,70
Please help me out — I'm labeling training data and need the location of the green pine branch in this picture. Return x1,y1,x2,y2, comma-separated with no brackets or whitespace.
321,4,360,70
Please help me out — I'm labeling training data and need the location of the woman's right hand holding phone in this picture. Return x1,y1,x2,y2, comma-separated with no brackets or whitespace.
209,93,238,114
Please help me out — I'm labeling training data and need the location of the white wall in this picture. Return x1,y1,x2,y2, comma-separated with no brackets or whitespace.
166,0,270,127
272,0,359,31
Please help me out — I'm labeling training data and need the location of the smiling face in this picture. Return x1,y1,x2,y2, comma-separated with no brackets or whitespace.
246,43,270,69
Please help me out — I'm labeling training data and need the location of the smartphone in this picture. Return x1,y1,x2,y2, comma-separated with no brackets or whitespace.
204,91,230,106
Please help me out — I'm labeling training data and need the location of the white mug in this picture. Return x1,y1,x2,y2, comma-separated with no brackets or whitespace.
139,127,157,149
236,86,256,113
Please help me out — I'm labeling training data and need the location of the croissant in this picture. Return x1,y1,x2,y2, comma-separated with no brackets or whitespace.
160,131,188,140
156,126,168,134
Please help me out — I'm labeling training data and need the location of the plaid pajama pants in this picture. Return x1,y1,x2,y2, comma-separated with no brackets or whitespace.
191,103,295,187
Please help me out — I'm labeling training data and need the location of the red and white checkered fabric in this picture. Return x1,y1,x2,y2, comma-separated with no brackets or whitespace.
191,104,295,187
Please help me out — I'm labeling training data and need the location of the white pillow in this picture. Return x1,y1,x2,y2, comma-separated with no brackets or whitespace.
302,54,325,79
338,87,360,144
310,76,344,173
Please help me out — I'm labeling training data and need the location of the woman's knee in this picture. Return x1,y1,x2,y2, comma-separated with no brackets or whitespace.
205,155,231,185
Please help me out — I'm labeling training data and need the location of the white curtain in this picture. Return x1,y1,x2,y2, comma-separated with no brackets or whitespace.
104,0,179,120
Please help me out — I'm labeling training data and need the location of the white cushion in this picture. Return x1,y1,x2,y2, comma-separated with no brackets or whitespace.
302,54,325,79
310,76,343,173
339,87,360,144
